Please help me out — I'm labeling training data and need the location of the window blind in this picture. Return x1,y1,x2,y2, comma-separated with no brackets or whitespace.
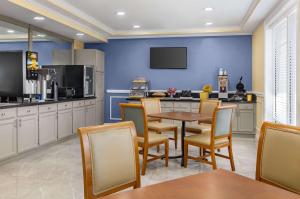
272,12,297,125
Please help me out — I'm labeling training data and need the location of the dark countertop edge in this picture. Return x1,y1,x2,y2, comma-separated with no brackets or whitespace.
0,97,96,109
126,98,256,104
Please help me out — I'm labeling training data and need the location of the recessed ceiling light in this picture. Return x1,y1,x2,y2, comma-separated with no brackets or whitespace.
116,11,125,16
133,25,140,29
205,22,213,26
37,34,46,37
7,29,15,33
76,33,84,36
204,7,214,11
33,16,45,21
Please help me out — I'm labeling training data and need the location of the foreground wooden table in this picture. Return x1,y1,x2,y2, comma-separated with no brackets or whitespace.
102,170,300,199
148,112,212,166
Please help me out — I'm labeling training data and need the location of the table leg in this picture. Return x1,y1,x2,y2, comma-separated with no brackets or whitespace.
181,121,185,166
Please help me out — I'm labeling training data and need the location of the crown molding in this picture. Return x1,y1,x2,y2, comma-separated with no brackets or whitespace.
240,0,261,30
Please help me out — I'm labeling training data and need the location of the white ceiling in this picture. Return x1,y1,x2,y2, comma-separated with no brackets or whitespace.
0,0,281,42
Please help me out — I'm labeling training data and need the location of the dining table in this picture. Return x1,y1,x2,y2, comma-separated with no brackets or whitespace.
148,111,212,166
101,169,300,199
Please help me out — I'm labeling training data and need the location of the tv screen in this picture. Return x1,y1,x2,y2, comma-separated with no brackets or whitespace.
150,47,187,69
0,51,23,97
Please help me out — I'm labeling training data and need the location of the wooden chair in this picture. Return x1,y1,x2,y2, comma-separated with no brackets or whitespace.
185,99,221,134
256,122,300,194
141,98,178,150
119,103,169,175
184,105,236,171
78,121,141,199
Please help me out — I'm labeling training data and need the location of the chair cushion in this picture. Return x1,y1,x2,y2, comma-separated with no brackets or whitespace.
184,132,229,147
186,123,211,133
148,122,177,131
137,133,168,145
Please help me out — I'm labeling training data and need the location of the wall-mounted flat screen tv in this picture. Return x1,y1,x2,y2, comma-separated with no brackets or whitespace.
0,51,23,97
150,47,187,69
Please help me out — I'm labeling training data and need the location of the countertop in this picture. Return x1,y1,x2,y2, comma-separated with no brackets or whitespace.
126,97,256,103
0,97,96,109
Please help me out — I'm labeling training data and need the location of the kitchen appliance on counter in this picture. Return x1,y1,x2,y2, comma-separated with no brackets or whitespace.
37,68,56,101
180,90,192,99
230,76,246,101
129,77,149,98
42,65,95,98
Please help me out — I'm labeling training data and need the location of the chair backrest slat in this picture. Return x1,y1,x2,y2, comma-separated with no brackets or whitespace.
256,122,300,194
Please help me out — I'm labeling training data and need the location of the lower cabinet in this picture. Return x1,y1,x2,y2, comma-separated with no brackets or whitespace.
58,109,73,139
86,105,96,127
0,118,17,160
95,99,104,125
73,107,86,134
39,107,58,145
18,115,38,152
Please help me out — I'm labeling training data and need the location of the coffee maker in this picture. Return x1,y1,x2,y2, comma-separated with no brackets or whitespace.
37,68,57,101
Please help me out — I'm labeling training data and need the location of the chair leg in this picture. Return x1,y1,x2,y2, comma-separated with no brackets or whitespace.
174,128,178,150
142,147,148,175
210,148,217,170
228,143,235,171
164,141,169,167
199,148,203,156
156,145,160,153
184,142,188,168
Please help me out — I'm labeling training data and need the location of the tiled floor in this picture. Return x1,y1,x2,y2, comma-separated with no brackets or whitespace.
0,135,257,199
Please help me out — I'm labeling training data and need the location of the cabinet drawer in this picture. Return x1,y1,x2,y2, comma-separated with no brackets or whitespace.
0,108,17,120
161,102,173,108
18,106,38,117
239,104,254,110
174,102,190,109
39,104,57,114
190,102,200,109
85,99,96,106
174,108,190,112
58,102,73,111
73,100,85,108
161,108,173,113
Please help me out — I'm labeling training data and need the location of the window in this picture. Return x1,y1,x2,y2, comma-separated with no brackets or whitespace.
271,11,297,125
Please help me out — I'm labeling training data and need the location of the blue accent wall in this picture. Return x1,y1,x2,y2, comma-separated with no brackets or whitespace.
85,36,252,122
0,41,71,65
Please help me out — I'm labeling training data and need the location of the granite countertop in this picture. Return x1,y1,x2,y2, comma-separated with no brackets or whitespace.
0,96,96,109
126,97,256,103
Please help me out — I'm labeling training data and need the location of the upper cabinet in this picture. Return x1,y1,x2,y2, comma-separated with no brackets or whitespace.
74,49,104,72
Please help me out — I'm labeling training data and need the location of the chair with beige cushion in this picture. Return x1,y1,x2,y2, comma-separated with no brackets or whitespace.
186,99,221,134
78,121,141,199
141,98,178,150
119,103,169,175
184,105,236,171
256,122,300,194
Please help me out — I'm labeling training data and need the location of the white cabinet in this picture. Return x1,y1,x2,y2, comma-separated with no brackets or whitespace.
95,72,104,100
58,102,73,139
17,107,38,152
0,108,17,160
38,104,58,145
96,99,104,125
85,100,96,127
75,49,104,72
73,100,86,134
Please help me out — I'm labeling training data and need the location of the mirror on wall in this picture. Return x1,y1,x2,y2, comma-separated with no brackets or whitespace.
32,30,72,66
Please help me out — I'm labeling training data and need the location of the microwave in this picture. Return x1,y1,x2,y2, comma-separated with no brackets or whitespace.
42,65,95,98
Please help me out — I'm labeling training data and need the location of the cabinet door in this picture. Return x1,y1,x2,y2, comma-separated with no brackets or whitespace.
96,50,104,72
58,110,73,139
18,115,38,152
39,113,58,145
96,100,104,125
0,119,17,160
238,110,254,132
75,49,96,66
95,72,104,99
73,107,86,134
86,105,96,127
231,108,238,131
